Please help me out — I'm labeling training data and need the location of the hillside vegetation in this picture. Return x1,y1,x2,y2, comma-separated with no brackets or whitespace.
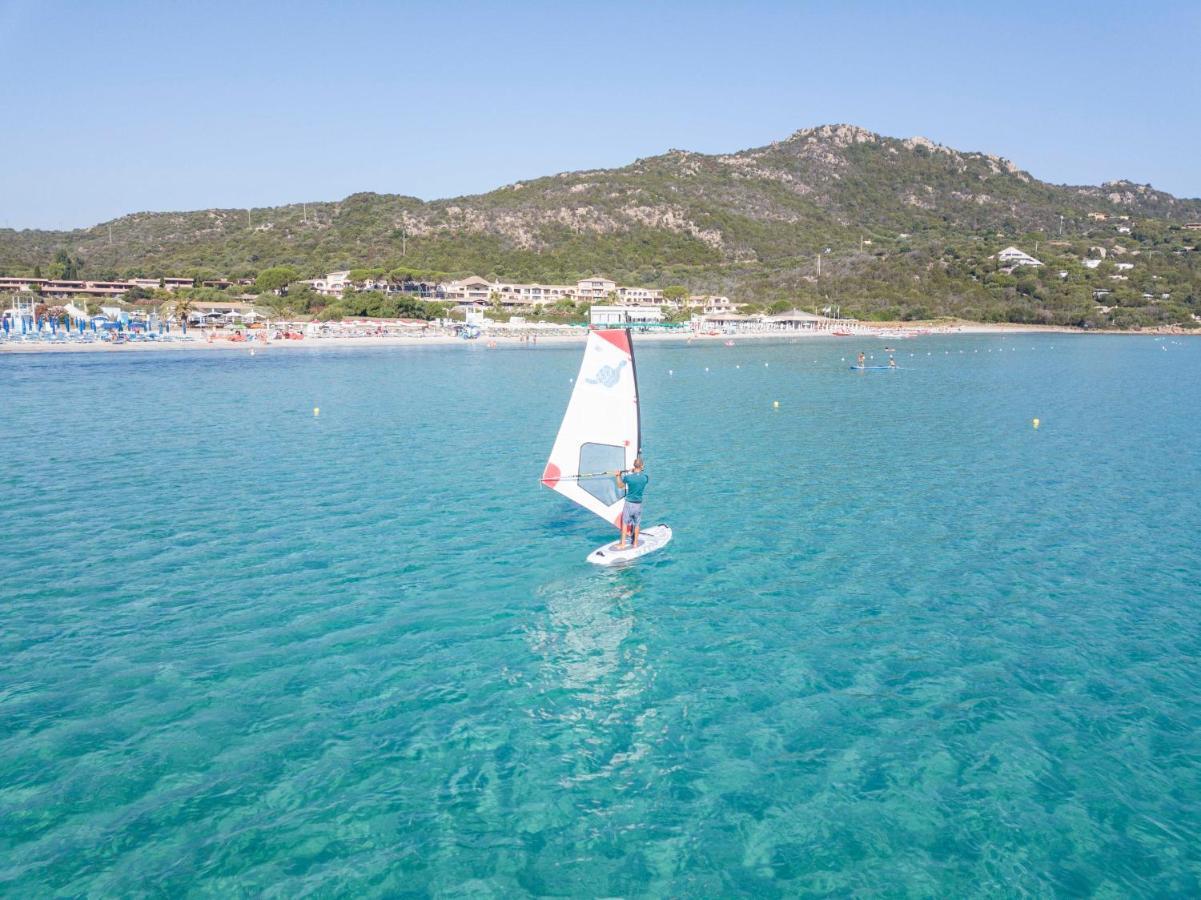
3,124,1199,327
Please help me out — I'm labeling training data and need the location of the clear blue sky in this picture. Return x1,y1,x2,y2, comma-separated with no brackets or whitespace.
3,0,1199,229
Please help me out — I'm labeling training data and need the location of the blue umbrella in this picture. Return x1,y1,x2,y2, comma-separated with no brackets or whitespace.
3,318,9,335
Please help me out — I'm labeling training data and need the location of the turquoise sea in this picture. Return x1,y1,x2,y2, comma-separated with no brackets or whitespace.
3,334,1200,896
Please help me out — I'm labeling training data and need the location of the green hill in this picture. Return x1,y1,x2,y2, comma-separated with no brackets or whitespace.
3,124,1199,327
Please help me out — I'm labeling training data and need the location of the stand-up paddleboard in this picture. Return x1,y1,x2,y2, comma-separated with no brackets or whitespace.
540,329,672,565
849,365,897,370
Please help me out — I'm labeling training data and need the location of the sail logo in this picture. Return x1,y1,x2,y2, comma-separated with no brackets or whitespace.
586,360,626,388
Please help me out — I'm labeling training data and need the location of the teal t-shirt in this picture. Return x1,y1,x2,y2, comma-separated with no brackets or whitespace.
622,471,649,503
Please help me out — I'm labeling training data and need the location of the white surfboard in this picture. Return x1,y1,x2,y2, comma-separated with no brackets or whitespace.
586,524,673,566
540,329,671,564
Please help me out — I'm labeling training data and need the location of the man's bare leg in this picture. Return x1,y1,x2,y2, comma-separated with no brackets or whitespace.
619,521,628,549
632,524,640,547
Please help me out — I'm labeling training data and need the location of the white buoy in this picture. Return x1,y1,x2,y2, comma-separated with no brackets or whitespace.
764,363,769,367
736,364,740,369
313,407,320,417
668,369,673,376
705,367,709,372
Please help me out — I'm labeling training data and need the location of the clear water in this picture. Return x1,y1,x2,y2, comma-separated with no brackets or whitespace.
3,335,1200,896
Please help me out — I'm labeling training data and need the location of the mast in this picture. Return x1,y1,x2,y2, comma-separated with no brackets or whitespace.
626,327,642,456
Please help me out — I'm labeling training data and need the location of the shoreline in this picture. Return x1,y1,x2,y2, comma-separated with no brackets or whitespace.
1,322,1194,355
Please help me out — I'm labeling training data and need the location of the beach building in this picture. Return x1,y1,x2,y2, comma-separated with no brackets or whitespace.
995,247,1043,267
589,305,665,326
699,312,756,330
766,310,833,331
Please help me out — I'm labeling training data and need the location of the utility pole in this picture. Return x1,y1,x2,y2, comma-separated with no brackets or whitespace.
247,209,252,229
1059,215,1064,237
303,203,308,225
108,224,113,245
816,253,821,277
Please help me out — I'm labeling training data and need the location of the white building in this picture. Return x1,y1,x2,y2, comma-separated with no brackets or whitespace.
616,286,666,306
492,281,578,306
310,271,352,297
995,247,1043,267
1083,259,1102,269
766,310,832,331
589,305,665,326
692,294,738,314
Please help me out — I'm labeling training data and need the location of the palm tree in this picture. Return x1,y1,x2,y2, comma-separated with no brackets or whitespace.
169,295,195,328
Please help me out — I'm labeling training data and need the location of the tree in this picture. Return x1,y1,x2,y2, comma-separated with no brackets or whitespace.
168,294,195,325
254,266,299,295
662,285,689,304
48,249,81,280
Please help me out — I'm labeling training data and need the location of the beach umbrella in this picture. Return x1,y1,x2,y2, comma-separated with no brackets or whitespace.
3,318,8,335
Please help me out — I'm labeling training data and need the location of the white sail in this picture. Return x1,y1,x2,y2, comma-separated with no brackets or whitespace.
541,329,640,529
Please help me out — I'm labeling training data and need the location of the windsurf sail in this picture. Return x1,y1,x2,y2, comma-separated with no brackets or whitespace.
541,329,640,529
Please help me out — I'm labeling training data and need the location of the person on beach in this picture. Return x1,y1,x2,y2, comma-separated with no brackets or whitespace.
857,351,866,368
613,457,649,549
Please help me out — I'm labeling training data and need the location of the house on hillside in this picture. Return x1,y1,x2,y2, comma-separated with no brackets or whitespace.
693,295,737,314
308,271,351,298
440,277,495,306
995,246,1043,267
576,277,617,300
616,286,666,306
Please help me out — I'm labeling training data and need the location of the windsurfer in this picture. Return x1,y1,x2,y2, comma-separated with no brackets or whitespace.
614,457,649,549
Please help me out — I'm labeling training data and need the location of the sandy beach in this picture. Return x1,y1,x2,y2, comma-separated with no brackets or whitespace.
1,321,1192,355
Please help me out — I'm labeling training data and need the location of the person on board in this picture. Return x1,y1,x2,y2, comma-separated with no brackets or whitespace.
614,457,649,549
888,356,897,369
857,351,866,368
